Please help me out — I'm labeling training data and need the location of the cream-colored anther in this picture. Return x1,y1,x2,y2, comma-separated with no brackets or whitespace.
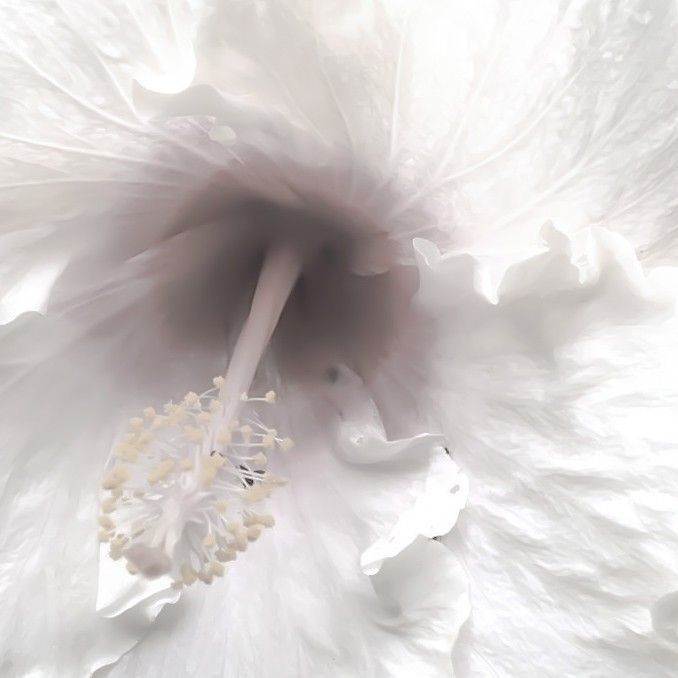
183,425,203,443
102,465,130,490
197,569,214,585
167,409,186,426
137,431,152,447
143,407,156,418
129,417,144,431
239,425,253,443
183,391,200,406
114,442,139,463
264,390,276,403
280,437,294,451
151,415,168,429
101,497,117,513
232,528,248,552
212,376,225,388
244,512,274,528
209,561,225,577
258,513,275,528
178,457,193,471
216,548,237,562
181,564,198,586
109,547,124,561
208,399,222,413
251,452,268,469
202,532,216,547
241,484,270,503
148,458,174,484
217,429,232,445
247,525,263,541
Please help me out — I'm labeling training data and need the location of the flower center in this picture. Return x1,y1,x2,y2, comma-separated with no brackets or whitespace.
99,384,292,587
99,244,301,587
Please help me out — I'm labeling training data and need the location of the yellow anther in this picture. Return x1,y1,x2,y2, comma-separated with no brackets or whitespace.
261,434,275,449
197,411,211,423
129,417,144,430
98,530,111,542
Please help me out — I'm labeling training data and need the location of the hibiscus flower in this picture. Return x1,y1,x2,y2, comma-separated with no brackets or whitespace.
1,2,677,677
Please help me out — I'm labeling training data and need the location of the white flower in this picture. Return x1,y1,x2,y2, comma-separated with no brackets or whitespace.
1,2,678,678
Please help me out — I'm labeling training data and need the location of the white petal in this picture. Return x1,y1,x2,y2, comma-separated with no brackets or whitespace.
415,226,678,675
104,378,468,677
0,313,187,677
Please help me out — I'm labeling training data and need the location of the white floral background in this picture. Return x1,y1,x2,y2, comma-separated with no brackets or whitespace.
1,1,678,677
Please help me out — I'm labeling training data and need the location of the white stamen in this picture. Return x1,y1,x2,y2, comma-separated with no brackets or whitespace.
99,379,290,585
100,245,302,586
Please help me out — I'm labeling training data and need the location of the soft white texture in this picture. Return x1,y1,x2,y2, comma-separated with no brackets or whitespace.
415,225,678,676
1,1,678,677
